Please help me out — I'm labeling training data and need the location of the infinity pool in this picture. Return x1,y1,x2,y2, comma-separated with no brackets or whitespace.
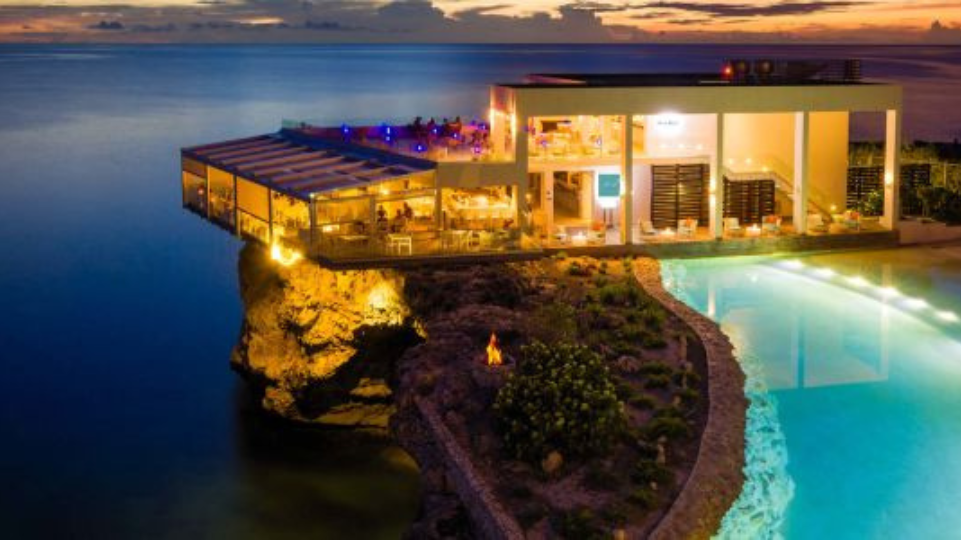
664,246,961,539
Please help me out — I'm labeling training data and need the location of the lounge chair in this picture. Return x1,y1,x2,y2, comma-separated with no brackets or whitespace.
588,221,607,245
640,220,658,237
678,218,698,238
807,213,828,233
723,217,744,237
552,225,568,245
762,215,782,235
842,210,861,231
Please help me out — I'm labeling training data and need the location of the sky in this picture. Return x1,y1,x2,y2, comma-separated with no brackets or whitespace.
1,0,960,43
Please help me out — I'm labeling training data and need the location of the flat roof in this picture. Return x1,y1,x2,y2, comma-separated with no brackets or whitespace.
182,130,436,201
502,72,883,89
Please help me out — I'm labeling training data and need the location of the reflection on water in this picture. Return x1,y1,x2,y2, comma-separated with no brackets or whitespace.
667,247,961,539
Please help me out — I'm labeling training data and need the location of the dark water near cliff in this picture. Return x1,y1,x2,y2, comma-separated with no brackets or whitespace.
0,44,958,538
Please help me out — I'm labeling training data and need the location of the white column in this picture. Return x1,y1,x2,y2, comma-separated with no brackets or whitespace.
711,113,725,239
793,111,810,234
543,169,554,239
882,108,902,230
621,114,634,244
515,113,529,232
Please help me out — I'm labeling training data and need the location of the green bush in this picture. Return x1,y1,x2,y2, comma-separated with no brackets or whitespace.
857,189,885,217
628,487,658,510
637,361,673,376
494,341,626,462
645,416,691,441
632,458,674,486
528,302,578,344
920,186,961,224
629,393,657,410
644,373,672,389
598,260,609,275
567,260,591,276
554,508,603,540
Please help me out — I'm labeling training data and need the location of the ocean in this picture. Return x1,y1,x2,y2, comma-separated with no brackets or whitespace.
0,43,958,538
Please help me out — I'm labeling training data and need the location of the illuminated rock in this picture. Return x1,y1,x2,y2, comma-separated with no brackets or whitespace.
231,243,421,427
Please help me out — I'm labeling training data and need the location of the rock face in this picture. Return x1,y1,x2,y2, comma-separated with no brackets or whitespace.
231,244,422,428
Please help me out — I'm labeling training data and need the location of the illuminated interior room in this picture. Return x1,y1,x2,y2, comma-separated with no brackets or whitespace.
181,59,903,263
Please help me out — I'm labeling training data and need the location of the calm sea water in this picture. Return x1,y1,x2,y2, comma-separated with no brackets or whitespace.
0,44,959,538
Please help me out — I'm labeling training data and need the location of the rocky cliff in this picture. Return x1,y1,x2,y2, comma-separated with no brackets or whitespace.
231,244,422,428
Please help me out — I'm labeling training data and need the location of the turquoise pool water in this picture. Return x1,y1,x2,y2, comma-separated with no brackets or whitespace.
664,246,961,539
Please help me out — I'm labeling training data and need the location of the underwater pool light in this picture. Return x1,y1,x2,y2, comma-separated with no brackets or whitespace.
902,297,929,311
937,310,959,323
878,286,901,299
813,267,836,279
846,276,869,288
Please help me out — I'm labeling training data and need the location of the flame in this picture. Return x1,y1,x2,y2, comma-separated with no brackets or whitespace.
486,332,502,366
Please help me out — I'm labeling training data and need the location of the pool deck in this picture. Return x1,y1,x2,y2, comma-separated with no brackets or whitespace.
316,229,899,269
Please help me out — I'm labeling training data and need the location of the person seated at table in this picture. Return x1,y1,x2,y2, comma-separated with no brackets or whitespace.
450,116,463,138
403,202,414,220
376,204,387,222
426,117,437,138
440,117,451,138
391,209,408,232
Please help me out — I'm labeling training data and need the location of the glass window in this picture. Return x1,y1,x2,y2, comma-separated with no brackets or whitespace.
207,166,235,227
181,171,206,214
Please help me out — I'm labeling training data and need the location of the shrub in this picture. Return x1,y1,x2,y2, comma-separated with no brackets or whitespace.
583,462,623,491
494,341,626,462
528,302,578,344
567,260,591,277
676,387,700,408
637,361,673,376
645,415,691,441
858,189,885,217
554,508,603,540
644,373,672,390
920,186,961,224
554,250,569,261
632,458,674,486
628,487,658,510
629,393,657,410
598,260,609,275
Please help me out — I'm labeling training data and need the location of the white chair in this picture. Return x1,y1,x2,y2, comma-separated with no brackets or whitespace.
678,218,698,238
762,215,782,235
552,225,568,245
807,213,828,233
640,220,658,237
723,217,744,237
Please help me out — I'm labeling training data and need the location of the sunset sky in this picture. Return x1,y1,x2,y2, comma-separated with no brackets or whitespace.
1,0,960,43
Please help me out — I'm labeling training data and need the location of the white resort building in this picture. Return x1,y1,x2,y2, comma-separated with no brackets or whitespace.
181,59,903,265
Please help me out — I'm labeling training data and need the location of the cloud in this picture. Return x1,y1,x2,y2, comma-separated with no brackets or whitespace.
88,20,123,31
638,1,869,18
0,0,953,44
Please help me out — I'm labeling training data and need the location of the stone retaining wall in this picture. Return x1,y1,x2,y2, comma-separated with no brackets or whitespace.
415,398,525,540
634,258,748,540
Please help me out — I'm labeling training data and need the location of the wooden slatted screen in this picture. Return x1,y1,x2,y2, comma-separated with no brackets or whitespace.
846,166,883,211
723,178,775,225
651,164,709,229
900,164,931,217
